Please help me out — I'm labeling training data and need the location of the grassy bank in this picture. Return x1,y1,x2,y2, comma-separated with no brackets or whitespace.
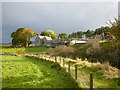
1,46,48,53
1,46,119,88
2,55,79,88
77,66,119,88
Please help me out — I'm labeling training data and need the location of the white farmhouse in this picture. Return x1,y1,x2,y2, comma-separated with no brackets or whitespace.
35,35,52,46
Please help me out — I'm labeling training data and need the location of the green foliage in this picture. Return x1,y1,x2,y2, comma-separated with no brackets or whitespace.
69,32,78,38
40,30,57,39
77,66,119,88
11,28,37,46
105,18,120,68
58,33,68,39
108,18,120,45
2,55,79,88
94,26,111,40
69,31,84,38
68,30,94,38
94,26,110,35
84,30,94,38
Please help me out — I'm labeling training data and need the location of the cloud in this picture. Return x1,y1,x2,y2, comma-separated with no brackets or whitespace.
2,2,118,43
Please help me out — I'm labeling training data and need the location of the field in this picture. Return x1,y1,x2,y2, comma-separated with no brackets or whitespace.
2,55,79,88
1,46,119,88
1,46,48,53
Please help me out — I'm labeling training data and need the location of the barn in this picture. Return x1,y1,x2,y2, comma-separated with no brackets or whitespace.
35,35,52,46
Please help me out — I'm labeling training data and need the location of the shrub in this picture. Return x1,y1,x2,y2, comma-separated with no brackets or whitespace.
86,38,101,57
48,45,78,58
16,48,25,55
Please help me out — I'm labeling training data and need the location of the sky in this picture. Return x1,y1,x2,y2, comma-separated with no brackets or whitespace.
1,2,118,43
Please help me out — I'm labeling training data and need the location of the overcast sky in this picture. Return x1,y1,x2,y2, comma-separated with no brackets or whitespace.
2,2,118,43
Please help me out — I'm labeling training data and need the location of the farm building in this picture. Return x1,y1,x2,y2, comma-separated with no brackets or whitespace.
70,40,86,45
35,35,52,46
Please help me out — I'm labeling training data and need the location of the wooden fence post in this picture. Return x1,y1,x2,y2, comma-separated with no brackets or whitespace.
49,56,51,59
55,56,57,62
75,65,77,79
59,57,61,63
63,59,65,67
90,72,93,90
68,61,70,72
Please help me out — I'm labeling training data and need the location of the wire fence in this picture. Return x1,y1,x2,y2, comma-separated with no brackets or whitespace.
25,53,94,89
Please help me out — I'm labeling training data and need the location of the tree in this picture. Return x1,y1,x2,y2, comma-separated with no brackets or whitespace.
68,30,94,39
68,32,77,38
100,17,120,68
94,26,111,40
58,33,68,39
108,18,120,41
69,31,84,38
40,30,57,39
108,18,120,68
11,28,37,46
94,26,110,35
84,30,94,38
77,31,84,38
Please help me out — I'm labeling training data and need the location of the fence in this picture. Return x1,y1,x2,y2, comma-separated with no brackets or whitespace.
26,53,94,89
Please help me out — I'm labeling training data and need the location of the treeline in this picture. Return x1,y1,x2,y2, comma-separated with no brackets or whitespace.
68,26,111,39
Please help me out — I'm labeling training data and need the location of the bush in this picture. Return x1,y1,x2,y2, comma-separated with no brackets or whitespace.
16,49,25,55
48,45,78,58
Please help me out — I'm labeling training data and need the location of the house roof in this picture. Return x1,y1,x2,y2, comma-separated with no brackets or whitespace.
70,40,86,44
45,36,52,40
38,35,52,40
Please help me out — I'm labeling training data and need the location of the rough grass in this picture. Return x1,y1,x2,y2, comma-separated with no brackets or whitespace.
77,66,119,88
2,55,79,88
1,46,119,88
34,54,119,88
1,46,48,53
59,57,119,88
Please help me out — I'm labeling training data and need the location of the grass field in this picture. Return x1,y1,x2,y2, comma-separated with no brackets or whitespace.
2,55,79,88
25,46,48,53
1,46,119,88
1,46,48,53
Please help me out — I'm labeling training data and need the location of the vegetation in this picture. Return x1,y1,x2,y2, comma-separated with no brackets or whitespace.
107,17,120,68
68,26,111,39
2,55,79,88
11,28,37,46
84,30,94,38
68,18,120,68
1,46,48,54
58,33,68,39
48,45,78,58
40,30,57,39
25,46,48,53
77,65,119,88
68,30,94,38
1,43,119,88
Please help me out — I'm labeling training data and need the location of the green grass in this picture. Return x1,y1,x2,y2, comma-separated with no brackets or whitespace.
77,65,119,88
0,46,11,49
2,55,79,88
25,46,48,53
1,46,48,53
